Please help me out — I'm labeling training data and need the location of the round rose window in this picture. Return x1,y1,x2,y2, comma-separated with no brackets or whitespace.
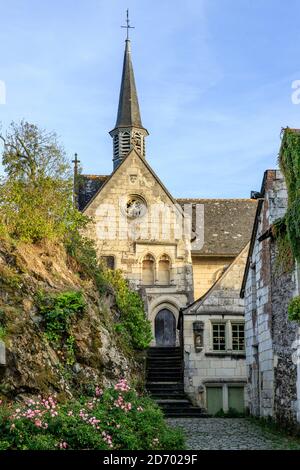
125,195,147,219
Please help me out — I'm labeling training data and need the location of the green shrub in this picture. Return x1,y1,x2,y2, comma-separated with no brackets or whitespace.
65,233,106,293
37,290,85,364
215,408,245,418
66,233,151,351
278,128,300,262
0,379,184,450
38,290,85,340
272,217,295,273
0,121,88,244
0,325,6,341
104,270,152,350
288,296,300,322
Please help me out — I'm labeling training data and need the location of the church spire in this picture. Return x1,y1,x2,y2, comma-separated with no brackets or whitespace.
109,11,148,170
115,39,143,129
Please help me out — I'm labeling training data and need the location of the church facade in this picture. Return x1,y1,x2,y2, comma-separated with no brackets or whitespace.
77,37,257,411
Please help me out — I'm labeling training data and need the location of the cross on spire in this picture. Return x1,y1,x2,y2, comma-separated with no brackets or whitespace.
72,152,80,175
121,9,135,40
72,153,80,208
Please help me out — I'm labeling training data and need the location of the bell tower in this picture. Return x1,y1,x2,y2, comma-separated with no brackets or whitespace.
109,11,148,170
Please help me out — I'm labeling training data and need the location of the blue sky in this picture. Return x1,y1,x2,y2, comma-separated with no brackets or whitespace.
1,0,300,197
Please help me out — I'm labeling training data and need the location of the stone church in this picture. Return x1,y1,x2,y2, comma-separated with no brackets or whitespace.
77,37,257,414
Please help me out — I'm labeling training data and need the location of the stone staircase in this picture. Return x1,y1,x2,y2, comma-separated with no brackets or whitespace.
146,347,207,418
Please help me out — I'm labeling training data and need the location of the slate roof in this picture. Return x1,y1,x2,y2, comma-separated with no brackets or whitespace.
77,175,109,211
113,40,145,130
176,198,257,256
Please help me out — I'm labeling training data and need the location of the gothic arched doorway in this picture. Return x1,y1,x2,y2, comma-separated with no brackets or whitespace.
155,309,176,347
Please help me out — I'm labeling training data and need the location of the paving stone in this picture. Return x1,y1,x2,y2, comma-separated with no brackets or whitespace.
167,418,300,450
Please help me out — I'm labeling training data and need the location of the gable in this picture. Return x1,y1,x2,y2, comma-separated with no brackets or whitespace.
83,148,178,215
184,243,250,314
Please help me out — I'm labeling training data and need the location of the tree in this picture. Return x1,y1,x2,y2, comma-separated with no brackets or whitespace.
0,120,86,242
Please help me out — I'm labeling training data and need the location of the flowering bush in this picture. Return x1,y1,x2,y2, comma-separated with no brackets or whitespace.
0,379,184,450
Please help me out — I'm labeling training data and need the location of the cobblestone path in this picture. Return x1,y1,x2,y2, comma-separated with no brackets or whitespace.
167,418,300,450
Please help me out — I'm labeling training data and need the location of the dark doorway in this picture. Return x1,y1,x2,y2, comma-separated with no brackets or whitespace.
155,309,176,347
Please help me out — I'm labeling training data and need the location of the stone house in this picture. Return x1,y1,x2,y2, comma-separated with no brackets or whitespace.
182,244,249,413
241,167,300,427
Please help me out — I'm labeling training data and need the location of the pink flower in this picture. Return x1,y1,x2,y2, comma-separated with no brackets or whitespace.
34,419,42,428
114,379,130,392
95,386,103,397
59,441,68,449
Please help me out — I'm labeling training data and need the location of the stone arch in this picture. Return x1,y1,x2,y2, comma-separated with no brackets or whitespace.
142,253,155,285
155,309,176,346
157,254,171,285
148,297,182,346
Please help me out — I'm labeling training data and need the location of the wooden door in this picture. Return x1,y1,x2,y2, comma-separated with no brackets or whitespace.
155,309,176,346
206,387,223,415
228,387,245,413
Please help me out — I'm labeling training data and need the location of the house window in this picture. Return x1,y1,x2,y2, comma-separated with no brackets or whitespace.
157,255,171,285
142,254,155,285
232,323,245,351
212,324,226,351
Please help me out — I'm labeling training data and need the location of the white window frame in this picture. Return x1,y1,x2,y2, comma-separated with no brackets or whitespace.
210,319,245,354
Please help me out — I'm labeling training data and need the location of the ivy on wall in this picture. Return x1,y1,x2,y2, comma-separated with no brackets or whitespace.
272,217,294,274
277,128,300,263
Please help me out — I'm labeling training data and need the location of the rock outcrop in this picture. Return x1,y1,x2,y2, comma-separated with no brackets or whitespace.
0,240,143,400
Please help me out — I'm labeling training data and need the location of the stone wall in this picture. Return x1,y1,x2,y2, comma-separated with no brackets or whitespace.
271,242,299,427
244,169,300,428
183,245,249,410
83,149,194,343
192,255,234,299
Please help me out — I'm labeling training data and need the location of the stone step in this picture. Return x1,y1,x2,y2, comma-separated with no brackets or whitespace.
146,381,183,386
156,399,191,406
146,359,182,368
147,355,182,361
147,366,182,372
147,386,185,392
164,410,208,418
146,347,205,418
147,377,183,383
148,346,180,349
147,372,182,378
147,391,185,397
147,352,181,358
147,355,181,360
